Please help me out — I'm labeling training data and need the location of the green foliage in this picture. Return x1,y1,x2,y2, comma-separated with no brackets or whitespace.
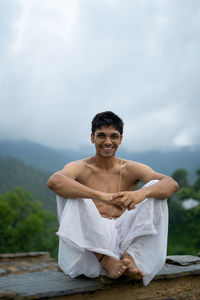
168,167,200,256
193,167,200,192
0,187,58,258
172,168,188,188
168,199,200,255
193,190,200,200
177,187,194,200
0,156,56,212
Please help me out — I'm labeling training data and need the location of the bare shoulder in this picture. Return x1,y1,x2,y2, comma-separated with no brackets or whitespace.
124,159,166,183
59,158,90,180
125,160,151,170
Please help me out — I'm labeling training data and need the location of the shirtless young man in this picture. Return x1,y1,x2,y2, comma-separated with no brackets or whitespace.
47,111,179,284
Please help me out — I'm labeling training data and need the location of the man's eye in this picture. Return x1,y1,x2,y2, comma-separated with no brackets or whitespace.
97,134,106,138
111,135,119,139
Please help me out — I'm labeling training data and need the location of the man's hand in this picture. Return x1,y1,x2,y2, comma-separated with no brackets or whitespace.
110,189,147,210
95,191,122,207
95,191,115,206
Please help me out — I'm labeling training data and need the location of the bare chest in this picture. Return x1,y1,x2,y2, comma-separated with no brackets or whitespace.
78,168,137,193
77,163,139,219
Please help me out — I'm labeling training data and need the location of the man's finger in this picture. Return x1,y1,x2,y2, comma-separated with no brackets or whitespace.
128,203,136,210
110,196,124,202
110,192,124,200
124,199,132,208
115,200,125,208
114,197,125,208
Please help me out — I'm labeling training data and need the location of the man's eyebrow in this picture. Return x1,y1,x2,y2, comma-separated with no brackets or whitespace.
96,131,119,134
96,132,106,135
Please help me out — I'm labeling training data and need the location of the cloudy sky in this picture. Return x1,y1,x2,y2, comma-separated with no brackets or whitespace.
0,0,199,152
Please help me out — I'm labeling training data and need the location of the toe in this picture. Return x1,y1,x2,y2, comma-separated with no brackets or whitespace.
114,272,120,279
123,258,130,266
139,271,145,278
135,269,144,279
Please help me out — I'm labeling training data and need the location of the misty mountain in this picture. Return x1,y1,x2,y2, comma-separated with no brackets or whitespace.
0,140,199,180
0,140,79,172
0,156,56,212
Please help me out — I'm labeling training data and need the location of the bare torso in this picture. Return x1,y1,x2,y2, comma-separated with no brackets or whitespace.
76,157,139,219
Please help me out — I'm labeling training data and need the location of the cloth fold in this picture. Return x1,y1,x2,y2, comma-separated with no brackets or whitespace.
56,180,168,285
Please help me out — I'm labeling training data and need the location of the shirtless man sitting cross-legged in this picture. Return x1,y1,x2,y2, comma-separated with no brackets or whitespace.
47,111,179,285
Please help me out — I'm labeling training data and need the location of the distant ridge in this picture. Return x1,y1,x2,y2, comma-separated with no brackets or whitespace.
0,140,199,179
0,155,56,212
0,140,78,172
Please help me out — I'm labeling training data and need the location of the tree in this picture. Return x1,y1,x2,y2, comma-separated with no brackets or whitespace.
193,167,200,192
172,168,188,188
0,156,56,212
168,167,200,256
177,187,194,200
0,187,58,258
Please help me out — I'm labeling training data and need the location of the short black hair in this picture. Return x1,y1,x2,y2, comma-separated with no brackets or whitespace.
91,111,124,135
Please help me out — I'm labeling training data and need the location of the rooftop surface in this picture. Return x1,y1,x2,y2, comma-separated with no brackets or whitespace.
0,252,200,299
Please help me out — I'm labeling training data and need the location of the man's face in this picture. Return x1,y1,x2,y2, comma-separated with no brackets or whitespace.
91,125,123,158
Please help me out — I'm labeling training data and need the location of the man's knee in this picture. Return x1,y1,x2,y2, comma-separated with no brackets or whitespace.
141,180,168,209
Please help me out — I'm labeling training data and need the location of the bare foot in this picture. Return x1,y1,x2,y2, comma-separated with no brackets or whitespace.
100,256,129,279
122,253,145,280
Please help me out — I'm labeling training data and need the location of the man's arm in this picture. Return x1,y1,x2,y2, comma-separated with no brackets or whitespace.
111,162,179,209
47,161,114,204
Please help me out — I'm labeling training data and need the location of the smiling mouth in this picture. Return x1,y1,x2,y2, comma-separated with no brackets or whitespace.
101,146,114,152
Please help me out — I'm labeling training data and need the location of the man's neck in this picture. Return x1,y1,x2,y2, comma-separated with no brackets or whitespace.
92,154,118,170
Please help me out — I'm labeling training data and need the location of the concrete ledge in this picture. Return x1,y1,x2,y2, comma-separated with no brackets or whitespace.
0,252,58,276
0,252,50,260
0,255,200,300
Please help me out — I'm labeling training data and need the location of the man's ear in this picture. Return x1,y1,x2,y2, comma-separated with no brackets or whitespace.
119,135,123,145
91,133,94,143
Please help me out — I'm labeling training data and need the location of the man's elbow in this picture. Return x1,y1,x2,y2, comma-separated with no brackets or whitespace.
162,176,179,198
169,177,179,195
47,173,60,191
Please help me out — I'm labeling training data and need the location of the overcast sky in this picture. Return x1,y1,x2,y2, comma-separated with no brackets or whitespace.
0,0,199,153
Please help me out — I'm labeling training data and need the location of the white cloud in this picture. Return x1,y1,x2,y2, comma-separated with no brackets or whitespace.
174,126,200,148
0,0,200,151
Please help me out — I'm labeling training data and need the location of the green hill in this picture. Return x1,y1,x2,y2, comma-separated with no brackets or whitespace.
0,156,56,212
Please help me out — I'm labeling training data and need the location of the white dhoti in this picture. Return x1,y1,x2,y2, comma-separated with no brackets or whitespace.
56,180,168,286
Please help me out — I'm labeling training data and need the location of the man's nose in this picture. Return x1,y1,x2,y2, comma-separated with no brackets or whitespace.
104,136,112,143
